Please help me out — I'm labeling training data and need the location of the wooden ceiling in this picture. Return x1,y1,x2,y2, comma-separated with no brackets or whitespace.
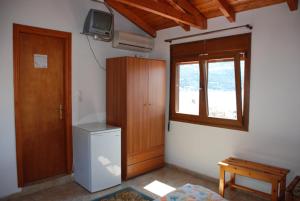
105,0,298,37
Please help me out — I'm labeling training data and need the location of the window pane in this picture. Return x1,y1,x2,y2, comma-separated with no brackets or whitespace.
176,63,199,115
207,59,237,120
240,60,245,114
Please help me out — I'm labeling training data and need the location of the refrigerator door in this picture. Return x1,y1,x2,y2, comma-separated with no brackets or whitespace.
73,127,91,191
90,130,121,192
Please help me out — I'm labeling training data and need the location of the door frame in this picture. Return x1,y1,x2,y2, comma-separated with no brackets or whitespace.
13,23,72,187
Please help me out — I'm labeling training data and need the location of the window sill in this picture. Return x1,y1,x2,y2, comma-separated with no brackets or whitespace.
169,116,248,132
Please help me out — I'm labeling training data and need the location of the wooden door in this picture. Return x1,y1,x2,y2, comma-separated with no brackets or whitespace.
14,24,72,186
148,60,166,149
126,58,149,157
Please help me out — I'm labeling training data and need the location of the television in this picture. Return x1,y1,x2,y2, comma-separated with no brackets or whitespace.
83,9,113,41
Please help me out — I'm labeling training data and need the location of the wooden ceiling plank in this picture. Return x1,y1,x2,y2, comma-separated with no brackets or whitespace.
172,0,207,29
164,0,191,31
165,0,186,13
114,0,207,29
287,0,298,10
213,0,236,22
105,0,157,37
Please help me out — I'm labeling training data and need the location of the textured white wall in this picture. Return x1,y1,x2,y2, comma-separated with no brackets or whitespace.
0,0,148,197
150,2,300,193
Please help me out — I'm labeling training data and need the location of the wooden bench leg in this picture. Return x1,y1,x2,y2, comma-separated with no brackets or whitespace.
271,179,279,201
230,173,236,190
219,166,225,197
279,178,286,201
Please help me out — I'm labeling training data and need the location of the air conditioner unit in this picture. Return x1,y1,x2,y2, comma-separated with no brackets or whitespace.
113,31,154,52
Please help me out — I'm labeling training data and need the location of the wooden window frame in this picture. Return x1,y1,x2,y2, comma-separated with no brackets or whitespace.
171,56,201,123
170,34,251,131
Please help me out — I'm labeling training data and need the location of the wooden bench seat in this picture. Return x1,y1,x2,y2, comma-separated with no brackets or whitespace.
218,157,289,201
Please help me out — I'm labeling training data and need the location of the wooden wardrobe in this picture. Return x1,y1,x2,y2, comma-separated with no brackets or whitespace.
106,57,166,180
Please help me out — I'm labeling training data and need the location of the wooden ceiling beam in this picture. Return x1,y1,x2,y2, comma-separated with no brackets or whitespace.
114,0,207,29
164,0,191,31
213,0,236,22
177,22,191,31
171,0,207,29
105,0,157,37
287,0,298,11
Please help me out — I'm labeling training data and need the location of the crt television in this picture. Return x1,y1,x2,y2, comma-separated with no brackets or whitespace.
83,9,113,41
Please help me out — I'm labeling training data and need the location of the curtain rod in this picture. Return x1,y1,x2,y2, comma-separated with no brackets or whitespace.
165,24,252,43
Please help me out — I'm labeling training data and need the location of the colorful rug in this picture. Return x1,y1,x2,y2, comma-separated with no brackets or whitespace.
92,187,154,201
154,184,228,201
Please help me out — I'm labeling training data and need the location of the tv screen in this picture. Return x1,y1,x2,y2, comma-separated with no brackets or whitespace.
92,10,112,31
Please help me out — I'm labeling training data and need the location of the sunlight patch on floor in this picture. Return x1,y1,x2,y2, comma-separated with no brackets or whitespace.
144,180,176,197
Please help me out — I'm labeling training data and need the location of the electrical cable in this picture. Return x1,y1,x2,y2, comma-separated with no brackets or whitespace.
84,0,116,71
86,35,106,71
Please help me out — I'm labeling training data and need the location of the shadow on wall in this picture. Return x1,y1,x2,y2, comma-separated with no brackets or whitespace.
73,89,106,125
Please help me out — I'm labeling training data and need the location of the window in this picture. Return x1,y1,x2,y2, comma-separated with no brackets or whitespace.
176,62,200,115
170,34,251,131
207,58,237,120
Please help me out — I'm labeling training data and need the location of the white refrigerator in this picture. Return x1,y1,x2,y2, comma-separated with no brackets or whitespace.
73,122,121,192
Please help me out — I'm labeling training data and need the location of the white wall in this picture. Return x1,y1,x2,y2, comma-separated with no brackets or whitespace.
0,0,149,197
150,2,300,193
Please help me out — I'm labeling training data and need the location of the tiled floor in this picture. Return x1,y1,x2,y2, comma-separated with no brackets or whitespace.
3,166,266,201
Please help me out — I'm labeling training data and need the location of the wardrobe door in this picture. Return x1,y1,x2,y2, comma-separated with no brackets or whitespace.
148,60,166,150
126,58,149,158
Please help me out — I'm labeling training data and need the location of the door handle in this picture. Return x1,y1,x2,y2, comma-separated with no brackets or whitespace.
56,104,64,120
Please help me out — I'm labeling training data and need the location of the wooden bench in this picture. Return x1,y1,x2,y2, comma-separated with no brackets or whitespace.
218,157,289,201
286,176,300,201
